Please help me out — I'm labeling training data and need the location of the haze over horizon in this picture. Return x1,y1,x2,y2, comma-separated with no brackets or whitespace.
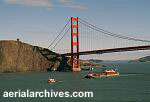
0,0,150,60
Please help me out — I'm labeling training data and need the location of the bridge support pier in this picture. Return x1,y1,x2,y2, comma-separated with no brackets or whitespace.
71,17,81,72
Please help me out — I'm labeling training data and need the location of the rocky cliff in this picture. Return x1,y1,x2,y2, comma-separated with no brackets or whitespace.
0,40,71,73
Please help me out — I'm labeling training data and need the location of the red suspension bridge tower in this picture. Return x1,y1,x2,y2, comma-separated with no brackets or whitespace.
49,17,150,72
71,17,81,72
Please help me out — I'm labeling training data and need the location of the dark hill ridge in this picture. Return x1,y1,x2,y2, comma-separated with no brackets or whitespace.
0,40,70,73
129,56,150,63
139,56,150,62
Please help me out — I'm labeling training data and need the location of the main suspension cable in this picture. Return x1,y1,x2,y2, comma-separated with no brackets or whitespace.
79,18,150,43
48,18,71,49
51,26,71,50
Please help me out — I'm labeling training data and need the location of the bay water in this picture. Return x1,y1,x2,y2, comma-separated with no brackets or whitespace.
0,62,150,102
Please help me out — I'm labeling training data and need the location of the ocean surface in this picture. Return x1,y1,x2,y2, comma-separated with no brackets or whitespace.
0,62,150,102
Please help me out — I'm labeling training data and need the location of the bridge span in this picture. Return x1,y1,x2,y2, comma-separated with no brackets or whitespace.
62,45,150,56
48,17,150,71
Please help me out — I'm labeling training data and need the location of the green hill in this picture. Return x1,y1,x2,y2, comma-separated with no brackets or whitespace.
139,56,150,62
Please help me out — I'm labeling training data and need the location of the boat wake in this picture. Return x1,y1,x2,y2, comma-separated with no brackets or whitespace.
120,73,146,77
119,74,137,77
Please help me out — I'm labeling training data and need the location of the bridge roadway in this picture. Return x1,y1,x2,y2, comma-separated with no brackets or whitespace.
62,45,150,56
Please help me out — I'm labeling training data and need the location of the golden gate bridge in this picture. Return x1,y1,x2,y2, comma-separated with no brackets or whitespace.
48,17,150,72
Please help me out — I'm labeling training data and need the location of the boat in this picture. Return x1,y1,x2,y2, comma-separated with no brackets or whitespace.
47,76,58,84
47,78,58,83
84,68,119,79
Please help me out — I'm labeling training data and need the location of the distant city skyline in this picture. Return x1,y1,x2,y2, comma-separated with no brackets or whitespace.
0,0,150,60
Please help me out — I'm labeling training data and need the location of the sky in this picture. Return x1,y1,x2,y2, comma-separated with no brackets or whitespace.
0,0,150,60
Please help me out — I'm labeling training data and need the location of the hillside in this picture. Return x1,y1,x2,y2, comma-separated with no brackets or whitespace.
80,59,104,68
89,59,103,63
0,40,70,73
129,56,150,63
139,56,150,62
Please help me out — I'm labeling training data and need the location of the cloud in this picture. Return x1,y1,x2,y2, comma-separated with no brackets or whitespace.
3,0,52,8
59,0,86,10
3,0,86,10
60,0,74,3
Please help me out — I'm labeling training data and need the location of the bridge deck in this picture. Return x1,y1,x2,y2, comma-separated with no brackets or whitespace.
62,45,150,56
